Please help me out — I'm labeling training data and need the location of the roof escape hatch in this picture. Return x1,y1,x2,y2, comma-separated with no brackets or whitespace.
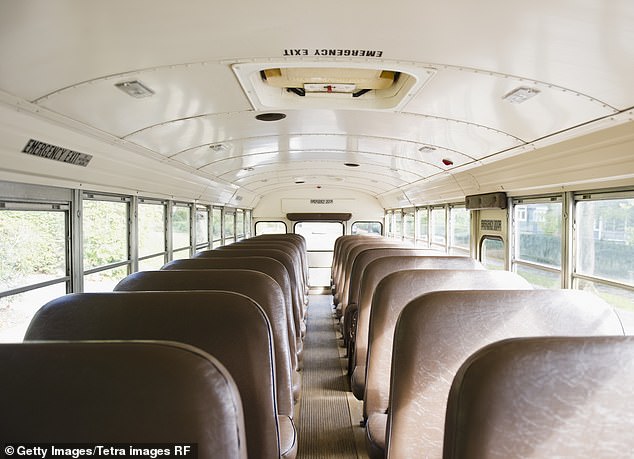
232,62,434,110
260,68,400,98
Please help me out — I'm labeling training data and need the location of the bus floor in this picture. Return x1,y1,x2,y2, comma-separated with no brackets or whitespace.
296,294,369,459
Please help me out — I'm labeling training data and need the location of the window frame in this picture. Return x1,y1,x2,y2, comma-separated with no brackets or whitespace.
402,208,415,241
479,235,505,270
81,192,132,279
430,206,448,251
449,204,471,255
572,190,634,306
511,195,564,288
223,208,236,245
211,206,223,248
255,220,287,235
194,204,211,252
351,220,383,235
415,206,430,247
0,200,71,299
171,202,193,259
236,209,245,241
137,198,168,269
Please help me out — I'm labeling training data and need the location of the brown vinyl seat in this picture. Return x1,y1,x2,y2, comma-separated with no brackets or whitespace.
242,236,309,292
334,238,404,309
114,269,299,418
251,234,308,288
337,242,421,316
350,258,485,399
25,291,294,459
386,290,626,459
341,247,440,347
443,336,634,459
162,256,302,365
364,270,531,459
217,242,306,300
196,248,306,338
345,248,440,317
332,235,388,302
331,235,378,291
230,240,308,298
0,341,247,458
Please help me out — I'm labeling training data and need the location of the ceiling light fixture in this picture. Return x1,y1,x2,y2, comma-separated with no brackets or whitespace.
115,80,155,98
503,86,540,104
208,144,229,152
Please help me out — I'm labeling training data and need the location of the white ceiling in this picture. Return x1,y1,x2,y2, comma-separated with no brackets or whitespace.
0,0,633,205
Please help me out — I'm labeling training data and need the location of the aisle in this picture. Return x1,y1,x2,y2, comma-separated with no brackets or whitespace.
296,294,360,458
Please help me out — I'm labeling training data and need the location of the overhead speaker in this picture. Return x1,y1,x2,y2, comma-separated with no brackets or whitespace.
465,192,507,210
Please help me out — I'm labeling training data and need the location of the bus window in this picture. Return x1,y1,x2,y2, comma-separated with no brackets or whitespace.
224,210,236,244
294,221,344,287
83,196,130,292
393,211,403,239
0,206,68,342
351,221,382,235
212,207,222,247
236,209,245,240
450,206,470,255
195,205,210,251
244,210,252,238
416,207,429,247
574,196,634,311
171,203,192,259
480,237,505,270
431,207,447,251
138,200,167,270
512,199,562,288
403,210,415,242
255,221,287,235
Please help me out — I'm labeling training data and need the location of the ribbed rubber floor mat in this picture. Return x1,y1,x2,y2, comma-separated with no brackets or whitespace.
297,295,358,458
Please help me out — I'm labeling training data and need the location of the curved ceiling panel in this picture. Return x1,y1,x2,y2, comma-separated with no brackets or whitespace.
211,161,424,184
195,150,443,177
241,174,398,196
1,0,633,204
126,110,523,157
34,64,252,137
403,67,617,140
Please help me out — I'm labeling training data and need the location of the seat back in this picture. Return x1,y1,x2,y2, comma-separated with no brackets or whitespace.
335,239,404,306
217,243,305,296
341,248,443,352
196,248,304,330
364,270,530,420
162,256,299,358
332,235,381,289
443,336,634,459
0,341,247,458
351,257,485,399
387,290,626,459
333,236,391,301
251,234,308,285
229,240,307,295
114,269,295,418
346,247,440,312
25,291,280,459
